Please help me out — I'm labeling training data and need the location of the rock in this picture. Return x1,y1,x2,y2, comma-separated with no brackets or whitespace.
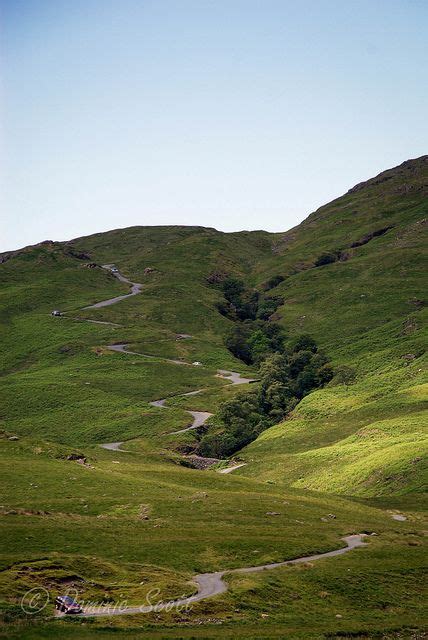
67,453,94,469
327,513,336,519
266,511,281,516
408,297,425,308
139,505,150,520
350,226,393,247
58,345,72,353
182,455,220,470
76,458,94,469
391,514,407,521
144,267,155,275
206,270,229,284
401,318,418,335
8,436,19,441
66,249,91,260
402,353,416,360
67,453,85,461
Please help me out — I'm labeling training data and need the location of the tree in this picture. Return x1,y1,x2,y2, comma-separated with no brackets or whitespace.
198,334,333,458
248,329,272,364
225,324,254,363
289,334,318,354
256,296,283,320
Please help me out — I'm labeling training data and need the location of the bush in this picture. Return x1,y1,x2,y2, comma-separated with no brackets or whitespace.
256,296,283,320
199,336,333,457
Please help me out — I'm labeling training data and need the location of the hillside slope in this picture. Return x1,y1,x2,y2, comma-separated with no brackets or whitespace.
0,156,427,639
1,157,427,495
239,156,428,496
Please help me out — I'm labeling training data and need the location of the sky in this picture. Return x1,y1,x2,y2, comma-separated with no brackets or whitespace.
1,0,427,252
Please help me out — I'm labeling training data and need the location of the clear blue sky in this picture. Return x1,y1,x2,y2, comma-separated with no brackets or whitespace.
1,0,427,251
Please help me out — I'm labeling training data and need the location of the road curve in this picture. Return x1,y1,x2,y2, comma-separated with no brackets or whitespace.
76,273,367,620
99,343,256,446
77,269,252,451
83,265,142,309
99,441,128,452
75,535,367,618
107,343,188,366
217,369,257,385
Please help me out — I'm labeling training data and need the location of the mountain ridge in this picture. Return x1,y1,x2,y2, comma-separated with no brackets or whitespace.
2,155,426,261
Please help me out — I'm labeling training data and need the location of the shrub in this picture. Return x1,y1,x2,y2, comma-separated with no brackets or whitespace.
199,336,333,457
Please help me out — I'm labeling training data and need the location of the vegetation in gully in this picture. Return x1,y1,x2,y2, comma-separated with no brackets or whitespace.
200,332,333,457
0,157,427,639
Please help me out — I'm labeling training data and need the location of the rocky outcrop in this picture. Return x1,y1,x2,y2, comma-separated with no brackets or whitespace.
347,156,428,195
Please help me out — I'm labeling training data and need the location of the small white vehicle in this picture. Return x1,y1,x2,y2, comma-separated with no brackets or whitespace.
192,361,202,366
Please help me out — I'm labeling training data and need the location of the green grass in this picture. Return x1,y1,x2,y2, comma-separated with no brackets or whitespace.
240,315,427,495
1,435,426,639
0,156,427,638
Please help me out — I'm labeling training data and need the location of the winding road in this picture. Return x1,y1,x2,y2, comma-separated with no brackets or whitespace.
79,267,254,466
72,534,367,618
83,264,142,309
100,342,256,449
60,267,370,619
218,462,247,474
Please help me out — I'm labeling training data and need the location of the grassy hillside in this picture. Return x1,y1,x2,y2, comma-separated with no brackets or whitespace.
0,156,427,639
237,156,428,495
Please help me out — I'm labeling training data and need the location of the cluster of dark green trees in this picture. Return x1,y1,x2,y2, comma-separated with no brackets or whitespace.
212,275,283,363
201,273,334,458
199,333,334,458
225,320,285,365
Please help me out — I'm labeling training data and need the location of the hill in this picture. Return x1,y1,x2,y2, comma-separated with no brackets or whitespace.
0,156,427,639
238,156,428,496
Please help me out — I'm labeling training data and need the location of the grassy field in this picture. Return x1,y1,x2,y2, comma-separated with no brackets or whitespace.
0,156,427,638
1,435,426,639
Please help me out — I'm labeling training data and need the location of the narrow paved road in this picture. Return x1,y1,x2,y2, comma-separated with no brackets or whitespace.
219,463,247,474
99,343,256,446
72,534,367,618
79,267,252,467
83,265,142,309
217,369,257,385
72,272,368,621
107,343,188,366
